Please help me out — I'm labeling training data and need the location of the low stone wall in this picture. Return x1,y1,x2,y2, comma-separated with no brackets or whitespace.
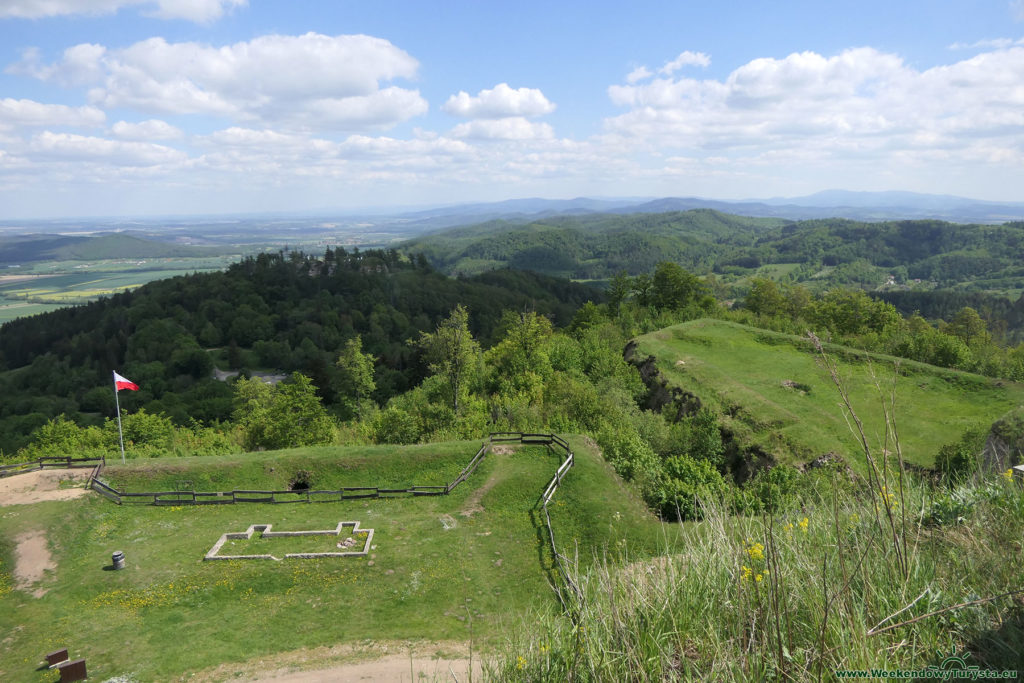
204,521,374,561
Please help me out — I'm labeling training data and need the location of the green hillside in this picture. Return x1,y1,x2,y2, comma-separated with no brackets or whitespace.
0,233,229,265
403,210,1024,297
404,209,784,278
633,319,1024,469
0,437,667,682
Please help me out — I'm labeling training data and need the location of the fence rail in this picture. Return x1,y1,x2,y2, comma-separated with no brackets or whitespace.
1,456,105,478
488,432,581,612
85,436,522,507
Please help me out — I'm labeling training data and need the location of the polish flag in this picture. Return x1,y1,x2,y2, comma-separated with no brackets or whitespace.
113,371,140,392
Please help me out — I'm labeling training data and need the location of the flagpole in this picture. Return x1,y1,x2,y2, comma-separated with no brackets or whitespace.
113,371,126,465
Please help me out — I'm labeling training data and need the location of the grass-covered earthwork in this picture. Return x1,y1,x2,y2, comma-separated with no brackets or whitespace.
0,437,669,681
634,319,1024,469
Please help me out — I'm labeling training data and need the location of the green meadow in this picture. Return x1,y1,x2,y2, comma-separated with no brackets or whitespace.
634,319,1024,469
0,438,670,682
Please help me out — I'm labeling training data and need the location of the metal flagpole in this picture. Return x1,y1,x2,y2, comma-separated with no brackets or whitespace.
113,371,126,464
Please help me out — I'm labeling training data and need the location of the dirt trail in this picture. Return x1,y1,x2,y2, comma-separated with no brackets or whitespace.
460,473,502,517
0,468,91,506
253,654,482,682
192,641,483,682
14,530,54,598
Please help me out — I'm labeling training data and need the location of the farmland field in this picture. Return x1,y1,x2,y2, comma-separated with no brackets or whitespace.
0,437,669,682
633,318,1024,469
0,256,236,323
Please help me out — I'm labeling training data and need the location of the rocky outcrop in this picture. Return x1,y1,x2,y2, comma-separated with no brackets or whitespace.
981,407,1024,472
624,341,702,422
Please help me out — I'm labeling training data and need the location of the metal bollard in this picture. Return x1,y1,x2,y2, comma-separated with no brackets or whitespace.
111,550,125,570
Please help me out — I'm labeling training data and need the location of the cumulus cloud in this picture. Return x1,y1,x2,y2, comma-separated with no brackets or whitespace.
604,46,1024,169
449,117,554,140
625,66,653,84
6,45,107,87
110,119,182,140
659,51,710,75
443,83,555,119
14,33,426,131
29,131,187,165
0,98,105,129
0,0,246,23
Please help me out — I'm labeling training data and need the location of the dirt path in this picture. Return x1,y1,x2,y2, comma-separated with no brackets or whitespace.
0,468,91,506
253,654,483,682
458,446,513,518
192,641,484,682
14,530,54,598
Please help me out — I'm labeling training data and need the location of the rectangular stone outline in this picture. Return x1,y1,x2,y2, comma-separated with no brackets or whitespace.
204,521,373,561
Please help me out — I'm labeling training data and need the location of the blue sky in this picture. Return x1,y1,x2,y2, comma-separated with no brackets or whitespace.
0,0,1022,218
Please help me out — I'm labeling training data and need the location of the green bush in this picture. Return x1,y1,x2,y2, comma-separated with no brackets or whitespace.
372,407,421,444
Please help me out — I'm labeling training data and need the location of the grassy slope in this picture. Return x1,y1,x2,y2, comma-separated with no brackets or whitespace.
0,437,668,682
635,319,1024,468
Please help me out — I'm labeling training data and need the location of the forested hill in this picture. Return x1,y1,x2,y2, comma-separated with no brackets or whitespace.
404,210,1024,290
404,210,785,278
0,232,231,264
0,248,599,451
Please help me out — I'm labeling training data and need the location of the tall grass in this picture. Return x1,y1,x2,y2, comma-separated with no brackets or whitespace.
492,472,1023,680
492,343,1024,679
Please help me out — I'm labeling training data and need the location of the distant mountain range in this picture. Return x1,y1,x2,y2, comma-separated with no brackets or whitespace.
385,191,1024,231
2,190,1022,244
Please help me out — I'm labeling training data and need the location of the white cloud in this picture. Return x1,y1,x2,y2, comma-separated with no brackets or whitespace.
449,117,554,140
110,119,182,140
625,66,653,84
29,131,187,165
147,0,245,22
606,47,1024,154
443,83,555,119
659,51,710,75
15,33,426,131
6,44,107,87
0,98,105,128
0,0,246,23
948,37,1024,50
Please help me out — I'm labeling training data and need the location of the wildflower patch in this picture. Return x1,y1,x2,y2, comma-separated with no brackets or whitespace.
204,521,374,561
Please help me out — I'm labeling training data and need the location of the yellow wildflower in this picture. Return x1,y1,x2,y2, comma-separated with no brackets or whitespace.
516,656,526,670
745,541,765,561
1003,468,1015,482
798,517,809,532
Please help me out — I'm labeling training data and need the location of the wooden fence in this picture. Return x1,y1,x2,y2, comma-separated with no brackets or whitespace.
0,456,105,479
85,434,563,510
499,432,582,612
81,434,580,609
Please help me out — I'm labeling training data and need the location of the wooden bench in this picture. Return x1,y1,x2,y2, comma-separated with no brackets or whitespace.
58,658,87,682
45,648,69,668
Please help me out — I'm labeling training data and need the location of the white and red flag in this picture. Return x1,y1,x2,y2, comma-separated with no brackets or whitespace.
113,372,139,392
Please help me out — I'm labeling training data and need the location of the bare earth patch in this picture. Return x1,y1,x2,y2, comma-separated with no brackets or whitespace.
0,468,91,506
14,530,54,598
191,640,482,682
460,473,503,518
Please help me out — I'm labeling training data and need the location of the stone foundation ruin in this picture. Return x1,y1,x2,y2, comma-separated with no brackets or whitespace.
204,521,374,561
